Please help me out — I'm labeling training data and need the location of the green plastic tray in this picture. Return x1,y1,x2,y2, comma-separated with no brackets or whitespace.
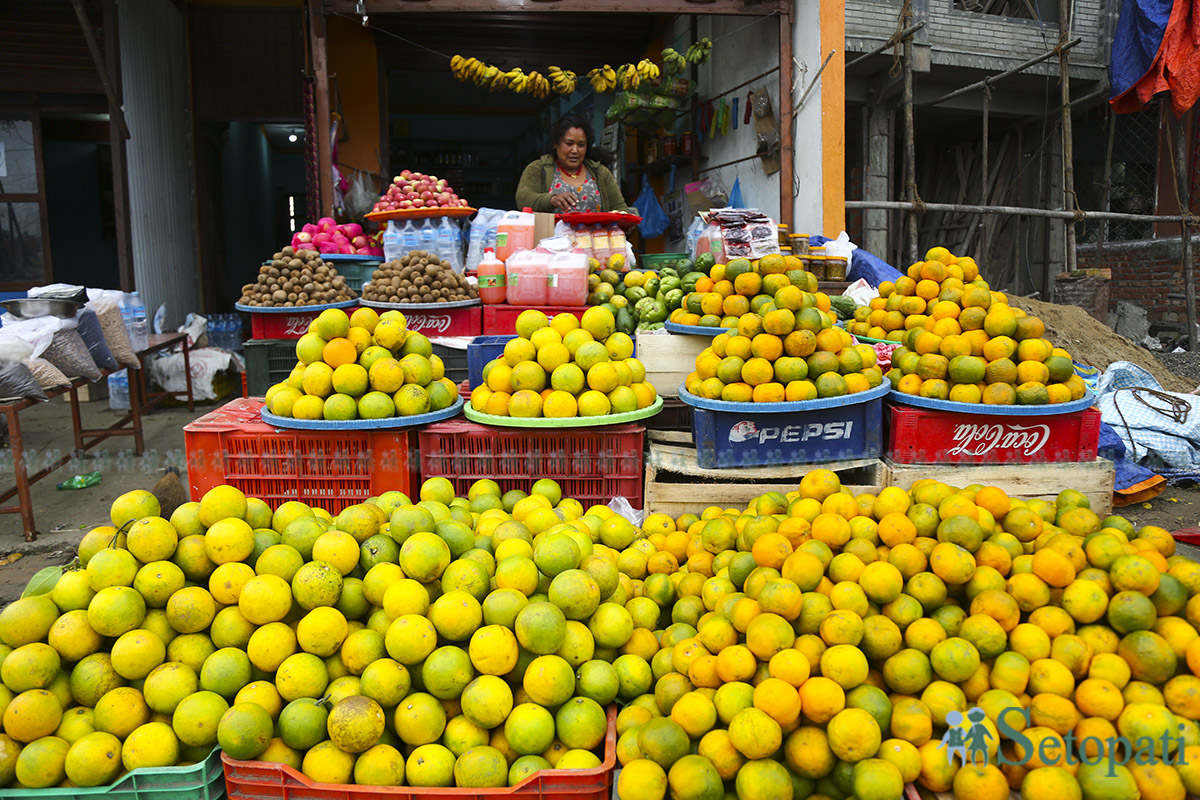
464,396,664,427
850,334,902,345
0,747,225,800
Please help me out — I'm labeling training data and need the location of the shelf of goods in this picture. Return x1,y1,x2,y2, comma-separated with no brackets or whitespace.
183,398,419,513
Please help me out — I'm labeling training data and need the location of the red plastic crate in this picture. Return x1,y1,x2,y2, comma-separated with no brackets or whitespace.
184,398,418,513
887,403,1102,464
483,305,586,335
420,420,644,508
250,308,360,339
222,705,617,800
402,305,482,337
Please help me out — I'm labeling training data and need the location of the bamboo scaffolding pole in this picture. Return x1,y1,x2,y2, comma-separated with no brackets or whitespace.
917,38,1081,108
845,199,1195,224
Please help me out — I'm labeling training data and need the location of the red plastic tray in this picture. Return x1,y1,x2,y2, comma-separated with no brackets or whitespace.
365,207,477,222
223,705,616,800
554,211,642,230
420,420,644,508
183,398,418,513
482,305,586,335
886,403,1102,465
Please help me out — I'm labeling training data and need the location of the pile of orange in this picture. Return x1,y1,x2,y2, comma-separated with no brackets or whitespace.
684,324,884,403
669,255,837,332
849,247,1086,405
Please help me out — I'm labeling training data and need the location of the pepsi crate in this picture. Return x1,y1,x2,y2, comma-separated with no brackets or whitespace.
680,383,888,469
467,335,515,388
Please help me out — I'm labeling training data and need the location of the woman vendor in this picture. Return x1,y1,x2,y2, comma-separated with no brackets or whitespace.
515,114,629,213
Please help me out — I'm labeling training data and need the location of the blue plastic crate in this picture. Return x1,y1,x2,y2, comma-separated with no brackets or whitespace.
467,334,516,388
683,384,887,469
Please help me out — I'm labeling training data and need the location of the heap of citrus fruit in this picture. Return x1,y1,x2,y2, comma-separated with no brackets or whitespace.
4,467,1198,800
684,323,885,403
669,254,841,332
264,307,459,421
848,247,1087,405
470,307,658,419
0,478,635,789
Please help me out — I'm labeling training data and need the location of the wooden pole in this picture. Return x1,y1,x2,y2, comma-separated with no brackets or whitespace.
1094,105,1114,272
981,85,989,263
102,0,134,292
845,199,1193,223
779,11,794,228
308,0,333,217
918,38,1082,108
1058,10,1078,287
1175,113,1197,350
903,24,918,265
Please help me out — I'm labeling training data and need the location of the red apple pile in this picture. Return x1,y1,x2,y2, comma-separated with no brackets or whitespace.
372,170,470,212
291,218,383,256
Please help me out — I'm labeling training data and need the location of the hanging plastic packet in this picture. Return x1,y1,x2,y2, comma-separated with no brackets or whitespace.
729,177,744,208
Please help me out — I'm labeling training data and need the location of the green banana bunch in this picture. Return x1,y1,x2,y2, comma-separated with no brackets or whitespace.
685,37,713,65
661,48,687,75
617,63,639,90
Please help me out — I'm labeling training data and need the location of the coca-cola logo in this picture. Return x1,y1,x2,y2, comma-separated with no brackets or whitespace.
406,314,452,334
947,423,1051,457
282,315,315,336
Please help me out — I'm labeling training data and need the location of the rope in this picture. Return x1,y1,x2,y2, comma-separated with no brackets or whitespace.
890,0,912,79
906,179,927,213
1112,387,1192,455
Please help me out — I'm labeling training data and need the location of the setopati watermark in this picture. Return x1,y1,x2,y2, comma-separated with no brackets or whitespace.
939,707,1191,777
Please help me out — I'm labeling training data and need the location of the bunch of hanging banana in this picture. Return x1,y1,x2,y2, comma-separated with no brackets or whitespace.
505,68,527,93
520,71,549,98
587,65,617,93
451,55,484,83
684,37,713,64
617,64,639,91
661,48,687,76
547,66,578,95
636,59,660,82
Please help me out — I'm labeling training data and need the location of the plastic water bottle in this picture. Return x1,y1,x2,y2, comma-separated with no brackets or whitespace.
419,219,438,254
228,314,242,352
400,220,421,254
465,220,486,272
437,218,462,272
125,292,148,351
382,221,404,262
108,369,130,410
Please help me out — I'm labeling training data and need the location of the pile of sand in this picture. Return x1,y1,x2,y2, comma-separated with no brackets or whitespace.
1009,296,1195,393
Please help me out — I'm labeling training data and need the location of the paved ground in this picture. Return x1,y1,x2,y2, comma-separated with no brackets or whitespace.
0,397,1197,605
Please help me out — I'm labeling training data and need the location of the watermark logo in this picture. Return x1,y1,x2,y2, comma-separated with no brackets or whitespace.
946,706,1191,776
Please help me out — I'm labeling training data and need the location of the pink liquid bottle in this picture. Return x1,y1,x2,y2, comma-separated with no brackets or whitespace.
495,208,535,263
476,248,506,304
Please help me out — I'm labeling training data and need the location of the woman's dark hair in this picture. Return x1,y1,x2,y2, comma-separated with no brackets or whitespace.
548,114,612,166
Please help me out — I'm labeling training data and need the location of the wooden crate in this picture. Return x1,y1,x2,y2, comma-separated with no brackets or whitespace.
636,333,710,397
882,457,1116,516
644,431,885,517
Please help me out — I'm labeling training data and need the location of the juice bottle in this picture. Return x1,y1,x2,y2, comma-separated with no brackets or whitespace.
591,224,611,267
496,208,535,262
476,248,506,304
505,249,548,306
608,223,627,269
547,251,589,306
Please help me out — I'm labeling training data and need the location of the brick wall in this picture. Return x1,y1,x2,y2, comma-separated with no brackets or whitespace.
1076,235,1200,327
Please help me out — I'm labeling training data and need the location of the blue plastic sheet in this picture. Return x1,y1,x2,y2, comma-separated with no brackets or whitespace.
809,235,902,287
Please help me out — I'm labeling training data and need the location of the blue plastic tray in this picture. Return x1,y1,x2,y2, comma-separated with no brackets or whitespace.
678,378,891,413
320,254,384,263
260,397,463,429
235,299,356,314
887,388,1097,416
463,396,663,428
664,321,732,336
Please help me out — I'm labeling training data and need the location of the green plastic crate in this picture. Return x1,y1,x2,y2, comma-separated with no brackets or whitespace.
0,747,225,800
638,252,689,270
243,338,296,397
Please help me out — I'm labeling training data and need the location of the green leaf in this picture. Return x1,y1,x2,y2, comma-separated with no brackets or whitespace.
21,565,63,598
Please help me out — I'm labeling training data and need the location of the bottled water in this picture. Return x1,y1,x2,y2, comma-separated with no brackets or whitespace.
382,221,404,262
419,219,438,253
108,369,129,410
437,218,462,272
124,291,148,351
400,221,421,254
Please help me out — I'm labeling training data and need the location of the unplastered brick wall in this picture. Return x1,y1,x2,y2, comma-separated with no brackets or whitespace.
1077,235,1200,326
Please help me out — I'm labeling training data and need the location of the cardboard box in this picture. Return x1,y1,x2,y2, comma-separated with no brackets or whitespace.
534,212,556,245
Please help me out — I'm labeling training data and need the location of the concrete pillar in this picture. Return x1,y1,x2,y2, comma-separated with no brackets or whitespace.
864,105,892,257
791,0,845,237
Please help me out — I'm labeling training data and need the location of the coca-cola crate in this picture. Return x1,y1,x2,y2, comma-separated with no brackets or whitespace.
400,304,482,337
184,397,418,513
483,304,586,335
886,403,1101,464
245,304,358,340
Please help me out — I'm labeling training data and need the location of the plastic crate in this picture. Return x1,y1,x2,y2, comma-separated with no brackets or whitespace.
690,393,885,468
0,747,225,800
396,305,482,337
420,420,644,507
467,335,515,388
431,341,469,385
335,260,382,288
887,403,1102,464
247,307,359,340
243,339,297,397
483,305,586,335
647,395,693,432
637,252,688,269
184,397,418,513
223,706,617,800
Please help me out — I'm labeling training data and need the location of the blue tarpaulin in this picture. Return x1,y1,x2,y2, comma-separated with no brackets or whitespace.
809,235,903,287
1110,0,1173,99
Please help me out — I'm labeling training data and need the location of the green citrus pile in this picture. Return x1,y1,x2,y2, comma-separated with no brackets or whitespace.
265,307,458,421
